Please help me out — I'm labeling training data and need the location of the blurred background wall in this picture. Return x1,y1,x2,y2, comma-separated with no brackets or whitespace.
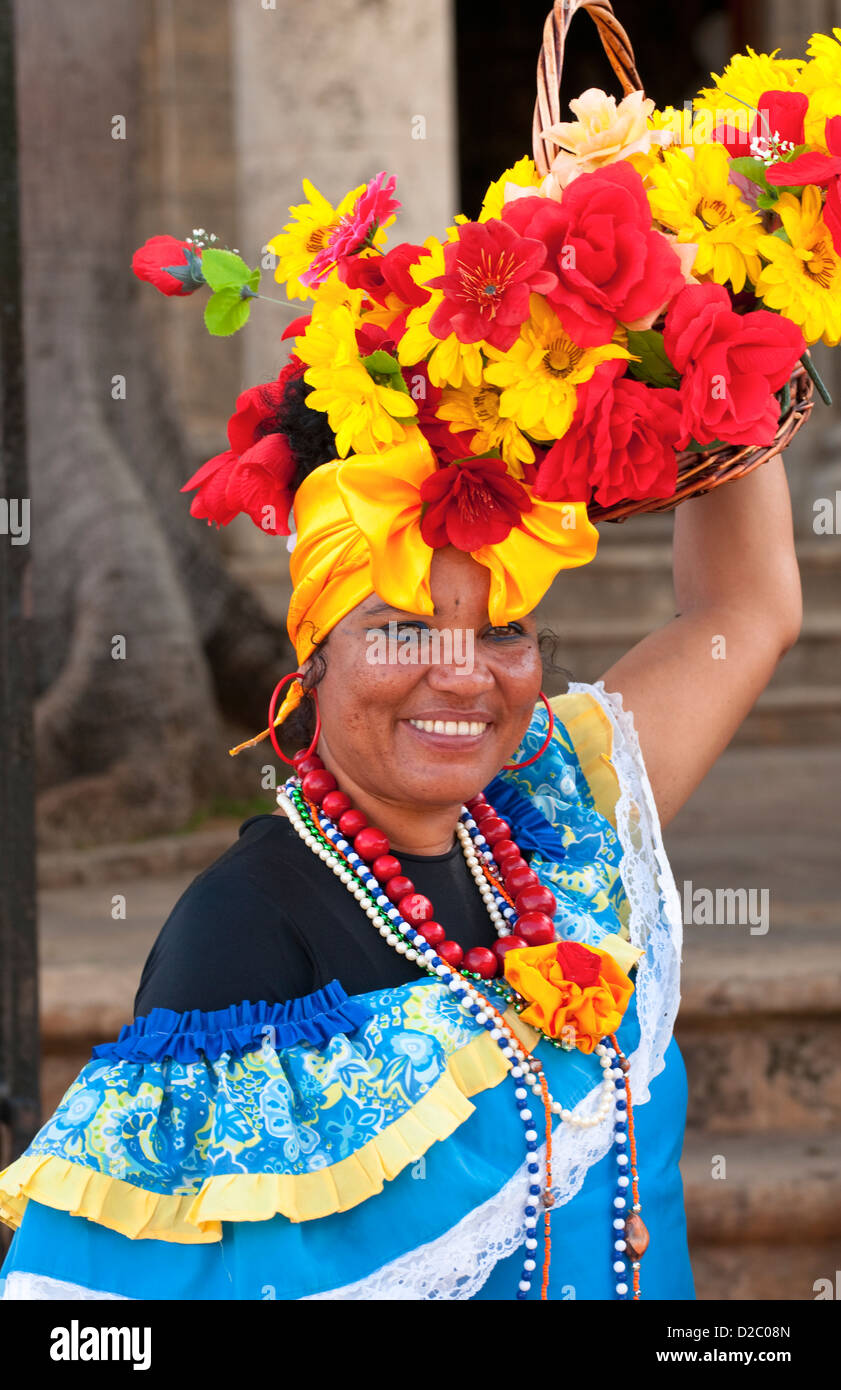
4,0,840,1296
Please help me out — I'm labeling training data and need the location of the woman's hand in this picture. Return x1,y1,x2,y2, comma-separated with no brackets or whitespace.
599,457,803,827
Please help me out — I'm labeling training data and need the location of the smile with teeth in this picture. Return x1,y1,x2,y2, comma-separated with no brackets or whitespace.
408,718,488,737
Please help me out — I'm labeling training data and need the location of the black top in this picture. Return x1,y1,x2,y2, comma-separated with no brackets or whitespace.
133,812,508,1016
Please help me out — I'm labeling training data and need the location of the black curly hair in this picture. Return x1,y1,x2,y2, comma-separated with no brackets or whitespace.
271,364,340,492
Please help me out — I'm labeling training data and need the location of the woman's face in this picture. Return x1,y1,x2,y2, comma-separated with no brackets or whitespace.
306,547,542,810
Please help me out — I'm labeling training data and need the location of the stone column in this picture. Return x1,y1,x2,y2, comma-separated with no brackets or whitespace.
228,0,458,562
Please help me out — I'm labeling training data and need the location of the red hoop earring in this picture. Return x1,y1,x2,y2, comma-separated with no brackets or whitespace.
267,672,321,766
502,691,555,771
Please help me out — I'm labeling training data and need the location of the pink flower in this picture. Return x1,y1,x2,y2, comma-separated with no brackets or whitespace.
301,172,401,286
423,219,557,349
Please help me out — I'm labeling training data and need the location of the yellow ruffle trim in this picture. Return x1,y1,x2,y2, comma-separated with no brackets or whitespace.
0,1027,515,1244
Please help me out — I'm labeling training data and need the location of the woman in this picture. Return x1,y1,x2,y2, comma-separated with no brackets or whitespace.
0,402,800,1299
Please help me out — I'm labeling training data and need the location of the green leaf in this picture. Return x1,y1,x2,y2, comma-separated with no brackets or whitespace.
685,436,729,452
360,348,410,394
625,330,680,389
729,156,771,193
200,248,259,292
756,192,780,210
204,286,253,336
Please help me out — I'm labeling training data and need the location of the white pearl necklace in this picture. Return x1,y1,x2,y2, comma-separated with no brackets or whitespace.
277,782,619,1131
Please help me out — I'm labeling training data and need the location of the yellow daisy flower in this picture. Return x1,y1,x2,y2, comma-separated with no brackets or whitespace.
755,188,841,347
482,296,631,442
646,142,763,292
294,301,418,455
786,31,841,146
435,385,535,473
267,178,372,302
477,156,544,222
396,237,485,389
694,46,804,121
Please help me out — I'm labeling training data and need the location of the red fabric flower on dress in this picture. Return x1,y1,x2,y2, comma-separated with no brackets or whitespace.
664,283,805,448
301,172,401,287
766,115,841,255
419,456,531,550
535,361,682,507
424,219,557,350
502,163,685,347
180,357,305,532
131,235,204,297
713,89,807,159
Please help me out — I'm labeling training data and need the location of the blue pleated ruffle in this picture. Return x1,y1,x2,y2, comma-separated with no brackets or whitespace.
91,979,371,1063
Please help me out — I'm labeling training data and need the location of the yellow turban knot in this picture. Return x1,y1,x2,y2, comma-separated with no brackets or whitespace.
229,425,598,755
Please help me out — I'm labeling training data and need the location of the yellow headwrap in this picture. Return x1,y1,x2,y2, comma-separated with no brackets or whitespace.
229,425,598,755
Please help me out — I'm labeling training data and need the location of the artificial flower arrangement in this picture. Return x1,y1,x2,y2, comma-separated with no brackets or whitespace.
132,24,840,543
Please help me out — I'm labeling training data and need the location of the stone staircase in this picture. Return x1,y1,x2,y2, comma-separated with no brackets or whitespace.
665,746,841,1300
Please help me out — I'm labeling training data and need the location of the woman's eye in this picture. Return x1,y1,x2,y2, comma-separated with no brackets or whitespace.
484,623,526,640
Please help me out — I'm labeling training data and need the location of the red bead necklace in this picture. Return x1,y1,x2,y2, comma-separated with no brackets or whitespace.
292,749,558,981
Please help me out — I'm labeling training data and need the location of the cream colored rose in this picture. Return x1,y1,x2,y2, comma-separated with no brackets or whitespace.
538,88,671,196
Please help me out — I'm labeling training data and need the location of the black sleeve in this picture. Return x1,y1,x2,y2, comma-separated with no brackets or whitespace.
133,861,321,1017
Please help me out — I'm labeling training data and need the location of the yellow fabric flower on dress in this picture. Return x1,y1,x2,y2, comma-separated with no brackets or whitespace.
502,940,634,1054
483,295,631,442
755,188,841,346
434,384,535,473
646,142,763,292
295,301,418,457
478,156,543,222
396,237,485,389
694,46,804,120
267,178,377,301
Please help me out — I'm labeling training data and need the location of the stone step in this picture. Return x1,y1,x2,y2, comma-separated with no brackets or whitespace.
681,1129,841,1246
689,1241,841,1301
538,537,841,624
675,923,840,1133
536,611,841,691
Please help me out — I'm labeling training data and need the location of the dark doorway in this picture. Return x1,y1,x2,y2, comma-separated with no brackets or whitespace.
455,0,737,219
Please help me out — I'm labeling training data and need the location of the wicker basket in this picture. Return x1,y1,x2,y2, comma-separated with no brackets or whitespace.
531,0,816,523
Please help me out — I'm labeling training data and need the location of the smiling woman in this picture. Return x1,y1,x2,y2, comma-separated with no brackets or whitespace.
0,122,806,1300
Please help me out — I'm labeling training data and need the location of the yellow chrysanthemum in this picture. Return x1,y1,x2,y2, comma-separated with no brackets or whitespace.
294,301,418,456
267,178,376,302
482,296,631,442
435,385,535,473
795,35,841,147
396,237,484,389
477,156,544,222
755,187,841,347
646,142,763,292
694,46,804,120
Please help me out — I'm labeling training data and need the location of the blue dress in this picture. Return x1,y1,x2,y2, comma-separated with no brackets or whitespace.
0,683,694,1301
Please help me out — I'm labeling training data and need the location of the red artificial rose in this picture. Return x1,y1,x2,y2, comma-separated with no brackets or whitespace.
713,89,807,159
281,313,312,341
554,941,602,988
535,361,682,507
424,219,557,349
663,283,805,448
419,456,531,550
131,235,204,297
341,241,428,308
181,358,305,532
502,164,685,347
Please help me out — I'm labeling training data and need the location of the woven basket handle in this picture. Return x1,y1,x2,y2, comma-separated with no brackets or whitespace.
533,0,643,175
